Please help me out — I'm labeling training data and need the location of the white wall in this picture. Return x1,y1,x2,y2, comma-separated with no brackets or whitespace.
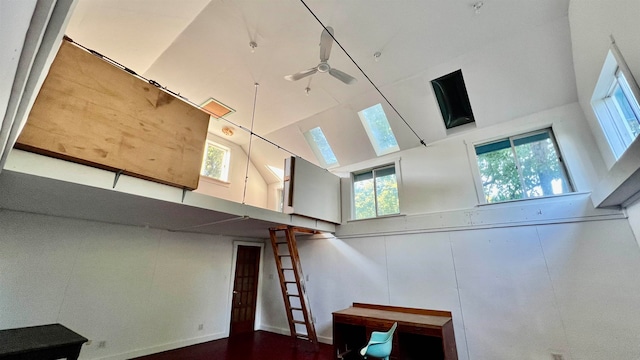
0,0,36,130
570,0,640,169
0,209,252,360
259,94,640,359
627,200,640,247
569,0,640,209
261,215,640,360
194,133,268,209
334,102,602,218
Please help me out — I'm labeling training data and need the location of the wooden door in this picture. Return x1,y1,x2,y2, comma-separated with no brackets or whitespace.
230,245,261,336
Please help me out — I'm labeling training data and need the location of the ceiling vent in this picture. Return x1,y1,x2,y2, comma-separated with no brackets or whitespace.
201,97,234,119
431,69,475,130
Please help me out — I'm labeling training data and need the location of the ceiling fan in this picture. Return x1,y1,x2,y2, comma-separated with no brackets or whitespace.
284,26,357,85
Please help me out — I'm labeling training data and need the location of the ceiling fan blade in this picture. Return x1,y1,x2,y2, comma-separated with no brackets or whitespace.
329,68,357,85
319,26,334,62
284,67,318,81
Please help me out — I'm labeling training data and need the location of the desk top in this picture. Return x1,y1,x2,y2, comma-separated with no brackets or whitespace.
333,303,452,329
0,324,88,356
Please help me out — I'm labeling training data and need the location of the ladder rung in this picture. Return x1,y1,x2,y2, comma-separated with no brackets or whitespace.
291,307,302,311
279,254,291,257
282,268,293,270
287,293,300,297
275,241,287,244
293,320,306,324
284,281,296,284
295,334,310,340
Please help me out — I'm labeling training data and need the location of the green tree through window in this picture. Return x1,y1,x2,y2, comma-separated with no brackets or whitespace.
201,141,230,181
475,129,572,203
353,165,399,219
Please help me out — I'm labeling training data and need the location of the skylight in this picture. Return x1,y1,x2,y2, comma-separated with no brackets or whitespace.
266,165,284,181
358,104,399,156
303,127,339,168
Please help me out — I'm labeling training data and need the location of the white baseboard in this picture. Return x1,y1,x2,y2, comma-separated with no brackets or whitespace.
258,325,333,345
88,331,227,360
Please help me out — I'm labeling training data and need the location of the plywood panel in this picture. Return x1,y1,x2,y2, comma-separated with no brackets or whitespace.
16,40,209,189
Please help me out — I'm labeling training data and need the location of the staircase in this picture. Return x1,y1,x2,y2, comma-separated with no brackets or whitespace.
268,226,319,350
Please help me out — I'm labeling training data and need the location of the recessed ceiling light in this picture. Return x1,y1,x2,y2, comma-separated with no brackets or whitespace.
373,52,381,62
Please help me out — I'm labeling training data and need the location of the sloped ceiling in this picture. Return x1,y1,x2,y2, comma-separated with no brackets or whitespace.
64,0,574,181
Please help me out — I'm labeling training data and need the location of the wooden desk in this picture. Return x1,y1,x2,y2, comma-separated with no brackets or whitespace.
333,303,458,360
0,324,87,360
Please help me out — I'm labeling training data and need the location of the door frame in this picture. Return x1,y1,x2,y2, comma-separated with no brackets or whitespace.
226,240,265,336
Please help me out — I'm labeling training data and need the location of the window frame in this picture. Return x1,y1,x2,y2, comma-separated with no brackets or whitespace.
590,45,640,165
470,127,574,205
200,140,231,183
351,161,402,220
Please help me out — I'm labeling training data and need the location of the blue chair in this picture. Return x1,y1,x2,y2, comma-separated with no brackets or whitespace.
360,322,397,360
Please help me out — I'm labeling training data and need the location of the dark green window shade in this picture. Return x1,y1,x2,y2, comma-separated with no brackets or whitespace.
512,131,550,146
375,166,395,177
354,166,395,182
475,139,511,155
354,171,373,182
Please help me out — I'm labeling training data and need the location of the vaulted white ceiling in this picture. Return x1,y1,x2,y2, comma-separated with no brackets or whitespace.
65,0,575,182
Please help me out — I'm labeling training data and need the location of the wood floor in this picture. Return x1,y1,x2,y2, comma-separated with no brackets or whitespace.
132,331,334,360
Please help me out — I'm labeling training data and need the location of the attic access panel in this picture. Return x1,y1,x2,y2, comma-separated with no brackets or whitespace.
431,69,475,129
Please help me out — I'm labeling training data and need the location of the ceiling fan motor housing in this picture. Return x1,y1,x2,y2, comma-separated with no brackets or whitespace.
317,62,330,73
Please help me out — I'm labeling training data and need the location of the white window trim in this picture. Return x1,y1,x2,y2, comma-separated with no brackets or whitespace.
467,127,574,205
350,157,403,220
201,140,231,182
590,43,640,167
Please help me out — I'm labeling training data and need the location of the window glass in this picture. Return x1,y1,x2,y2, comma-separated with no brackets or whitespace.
353,165,399,219
201,141,230,181
358,104,400,156
475,129,572,203
609,73,640,147
304,127,338,167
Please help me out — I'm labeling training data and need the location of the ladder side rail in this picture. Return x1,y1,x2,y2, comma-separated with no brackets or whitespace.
286,227,319,347
269,229,297,338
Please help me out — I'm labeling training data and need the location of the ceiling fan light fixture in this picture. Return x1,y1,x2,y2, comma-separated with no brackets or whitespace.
221,126,234,136
249,41,257,53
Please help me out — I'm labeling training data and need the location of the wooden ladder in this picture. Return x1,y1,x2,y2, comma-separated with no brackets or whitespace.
269,226,319,350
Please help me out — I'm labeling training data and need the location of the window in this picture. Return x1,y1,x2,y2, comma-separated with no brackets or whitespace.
201,141,230,182
474,129,573,203
303,126,339,167
358,104,400,156
276,188,284,212
591,47,640,160
352,164,399,219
